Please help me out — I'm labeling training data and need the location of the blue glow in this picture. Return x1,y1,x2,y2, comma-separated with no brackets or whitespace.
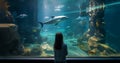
106,2,120,7
60,2,120,15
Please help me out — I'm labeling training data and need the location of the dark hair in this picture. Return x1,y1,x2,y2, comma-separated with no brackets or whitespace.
54,32,63,50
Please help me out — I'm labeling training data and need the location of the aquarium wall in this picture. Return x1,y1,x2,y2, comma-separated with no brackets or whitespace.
37,0,89,57
0,0,120,57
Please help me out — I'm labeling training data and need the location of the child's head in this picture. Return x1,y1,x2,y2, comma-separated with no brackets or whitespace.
54,32,63,50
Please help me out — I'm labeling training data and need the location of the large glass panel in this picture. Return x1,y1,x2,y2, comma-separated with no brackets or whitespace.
37,0,89,57
0,0,120,58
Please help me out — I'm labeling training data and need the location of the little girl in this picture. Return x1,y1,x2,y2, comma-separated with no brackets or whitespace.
54,32,68,63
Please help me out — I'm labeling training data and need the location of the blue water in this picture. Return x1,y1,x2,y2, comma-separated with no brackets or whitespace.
12,0,120,57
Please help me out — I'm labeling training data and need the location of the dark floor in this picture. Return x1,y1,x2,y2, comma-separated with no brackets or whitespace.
0,60,119,63
0,58,120,63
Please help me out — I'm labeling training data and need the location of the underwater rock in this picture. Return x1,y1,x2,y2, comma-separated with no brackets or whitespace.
23,44,42,56
86,0,117,56
77,37,89,52
98,44,117,54
30,46,42,56
87,36,117,56
88,36,100,48
41,42,53,50
40,42,53,57
0,24,24,56
77,31,91,52
78,42,89,52
0,0,14,23
23,43,53,57
23,47,31,56
31,25,43,44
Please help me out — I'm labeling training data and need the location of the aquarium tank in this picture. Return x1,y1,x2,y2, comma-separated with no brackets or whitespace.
0,0,120,58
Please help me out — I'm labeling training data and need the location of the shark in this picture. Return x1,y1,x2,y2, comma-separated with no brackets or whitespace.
38,16,68,27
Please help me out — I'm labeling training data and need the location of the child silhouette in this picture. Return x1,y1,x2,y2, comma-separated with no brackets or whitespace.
54,32,68,63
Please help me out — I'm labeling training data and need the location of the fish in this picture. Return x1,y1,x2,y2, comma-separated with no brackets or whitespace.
38,16,68,28
16,14,28,18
